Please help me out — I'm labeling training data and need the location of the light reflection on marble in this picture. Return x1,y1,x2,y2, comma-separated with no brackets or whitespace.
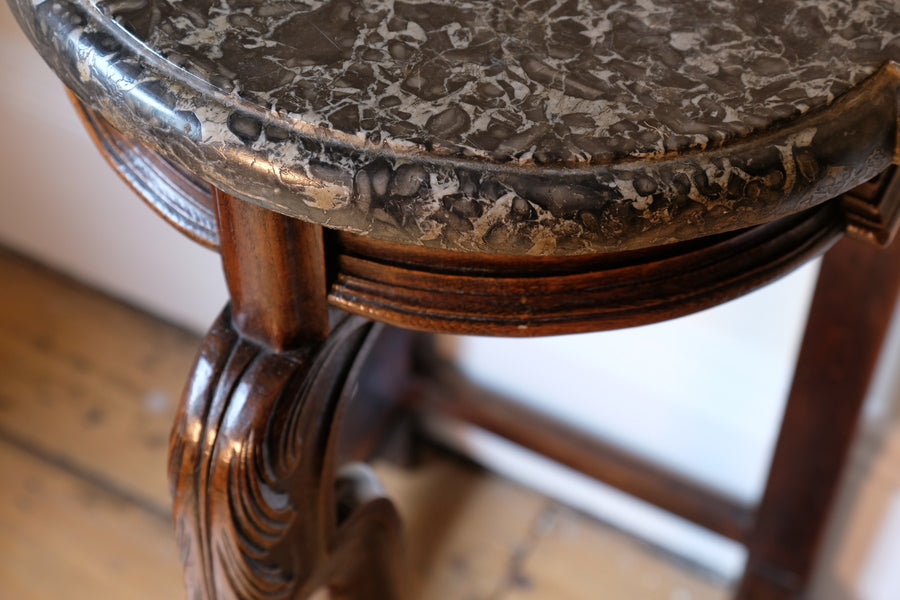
8,0,900,254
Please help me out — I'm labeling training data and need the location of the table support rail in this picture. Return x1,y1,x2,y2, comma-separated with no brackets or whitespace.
410,363,755,545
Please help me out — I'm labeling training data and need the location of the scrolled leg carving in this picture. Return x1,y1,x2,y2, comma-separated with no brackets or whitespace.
168,307,405,600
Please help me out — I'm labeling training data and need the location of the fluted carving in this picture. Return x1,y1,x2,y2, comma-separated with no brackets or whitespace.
169,308,404,600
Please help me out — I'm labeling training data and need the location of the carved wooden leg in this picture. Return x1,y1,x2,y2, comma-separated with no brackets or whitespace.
169,309,404,600
328,464,407,600
737,235,900,599
168,191,406,600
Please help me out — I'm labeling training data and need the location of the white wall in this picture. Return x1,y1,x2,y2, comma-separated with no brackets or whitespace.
438,264,820,578
0,5,227,332
2,3,898,597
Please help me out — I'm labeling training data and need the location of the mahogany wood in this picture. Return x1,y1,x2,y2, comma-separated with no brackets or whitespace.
330,206,842,336
69,100,856,337
410,363,753,543
736,234,900,599
168,308,406,600
170,193,410,600
842,165,900,246
216,191,329,350
71,98,900,599
70,94,219,250
333,325,425,469
73,100,900,338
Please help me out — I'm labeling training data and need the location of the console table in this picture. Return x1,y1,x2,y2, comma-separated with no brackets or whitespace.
8,0,900,598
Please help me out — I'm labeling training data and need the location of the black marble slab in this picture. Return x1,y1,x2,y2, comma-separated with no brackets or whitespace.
8,0,900,254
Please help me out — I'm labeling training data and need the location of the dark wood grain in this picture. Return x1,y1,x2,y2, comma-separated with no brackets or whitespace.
68,88,900,600
216,191,329,350
168,308,406,600
735,232,900,599
842,165,900,246
411,362,753,543
70,94,219,250
330,204,843,336
168,192,410,599
73,99,900,339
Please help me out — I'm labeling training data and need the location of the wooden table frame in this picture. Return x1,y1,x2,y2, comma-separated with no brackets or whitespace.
77,98,900,600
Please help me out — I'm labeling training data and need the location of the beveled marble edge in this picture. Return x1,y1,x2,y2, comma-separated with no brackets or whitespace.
11,0,900,255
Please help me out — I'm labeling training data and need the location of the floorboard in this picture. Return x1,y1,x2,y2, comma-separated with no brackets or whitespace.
0,247,728,599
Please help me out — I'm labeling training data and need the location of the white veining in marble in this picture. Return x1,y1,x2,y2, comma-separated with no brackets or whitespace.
7,0,900,254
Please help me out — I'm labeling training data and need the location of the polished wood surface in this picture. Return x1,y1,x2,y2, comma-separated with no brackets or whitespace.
403,226,900,600
70,93,218,251
169,308,405,600
169,193,412,599
411,364,752,543
70,95,900,598
737,233,900,598
0,247,727,600
331,205,842,336
215,190,329,349
74,102,900,337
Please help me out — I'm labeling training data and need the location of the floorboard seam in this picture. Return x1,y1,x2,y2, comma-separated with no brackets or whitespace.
0,425,172,523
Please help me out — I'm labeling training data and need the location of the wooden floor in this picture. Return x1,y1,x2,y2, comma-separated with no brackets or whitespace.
0,247,729,600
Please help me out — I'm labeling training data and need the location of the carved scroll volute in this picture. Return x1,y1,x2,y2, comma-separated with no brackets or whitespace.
169,309,402,600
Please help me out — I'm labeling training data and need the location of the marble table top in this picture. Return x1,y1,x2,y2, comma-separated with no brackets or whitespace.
9,0,900,254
